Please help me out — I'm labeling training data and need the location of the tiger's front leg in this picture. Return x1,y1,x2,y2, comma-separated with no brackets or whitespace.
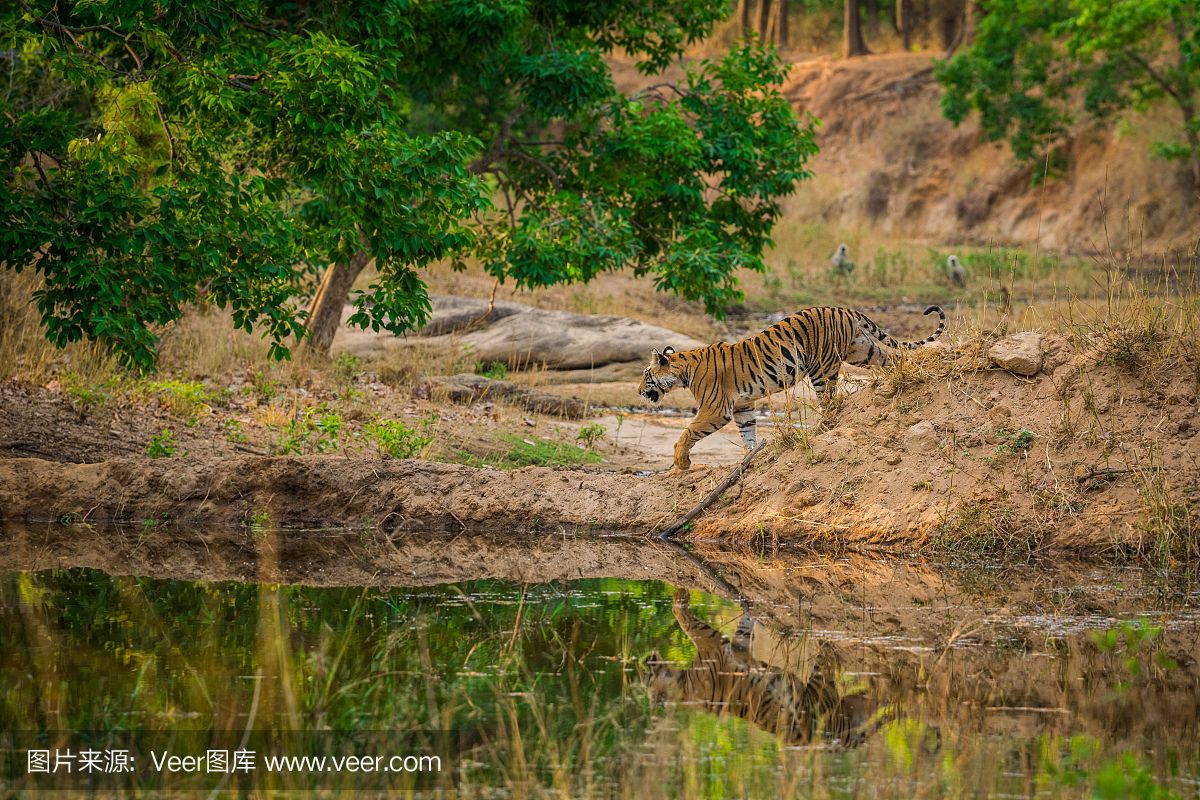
732,402,757,453
673,410,732,470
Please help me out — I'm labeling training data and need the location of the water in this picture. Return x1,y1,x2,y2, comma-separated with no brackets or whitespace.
1,551,1198,797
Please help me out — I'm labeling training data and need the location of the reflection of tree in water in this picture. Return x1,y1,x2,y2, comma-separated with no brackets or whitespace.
644,587,891,747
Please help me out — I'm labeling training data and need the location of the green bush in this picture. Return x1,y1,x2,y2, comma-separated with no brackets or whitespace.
145,429,177,458
475,361,509,381
362,417,435,459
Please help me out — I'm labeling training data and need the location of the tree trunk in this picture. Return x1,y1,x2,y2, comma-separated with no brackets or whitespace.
843,0,871,57
1183,107,1200,191
896,0,911,50
964,0,977,45
740,0,754,36
758,0,773,40
776,0,789,46
304,248,371,357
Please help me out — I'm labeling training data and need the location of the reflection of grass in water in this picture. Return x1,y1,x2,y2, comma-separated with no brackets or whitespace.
0,569,1195,797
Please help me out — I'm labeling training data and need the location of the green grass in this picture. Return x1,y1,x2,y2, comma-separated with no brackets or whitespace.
462,434,604,469
932,491,1045,560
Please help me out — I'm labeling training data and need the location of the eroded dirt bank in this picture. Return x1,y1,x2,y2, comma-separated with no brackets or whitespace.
0,456,698,535
780,53,1200,252
2,328,1196,556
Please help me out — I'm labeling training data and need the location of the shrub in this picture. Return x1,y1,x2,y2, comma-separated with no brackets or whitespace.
146,429,177,458
362,417,435,459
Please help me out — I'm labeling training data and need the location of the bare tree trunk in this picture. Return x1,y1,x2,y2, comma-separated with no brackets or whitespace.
944,0,975,56
896,0,911,50
758,0,773,40
776,0,789,46
740,0,754,36
304,248,371,357
765,0,779,43
1182,106,1200,190
843,0,871,57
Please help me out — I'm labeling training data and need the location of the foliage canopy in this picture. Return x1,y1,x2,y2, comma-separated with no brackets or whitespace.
1,1,818,369
936,0,1200,184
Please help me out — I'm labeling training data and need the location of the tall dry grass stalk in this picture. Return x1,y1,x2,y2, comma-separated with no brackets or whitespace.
0,269,120,385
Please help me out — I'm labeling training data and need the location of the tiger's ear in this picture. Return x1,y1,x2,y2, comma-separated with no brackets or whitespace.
663,346,675,355
657,346,673,366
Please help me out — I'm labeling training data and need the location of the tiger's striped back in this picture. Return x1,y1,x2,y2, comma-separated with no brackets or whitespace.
643,589,882,747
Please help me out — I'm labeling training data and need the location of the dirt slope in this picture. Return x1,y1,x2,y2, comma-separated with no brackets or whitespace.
694,335,1199,553
2,330,1195,555
781,53,1198,253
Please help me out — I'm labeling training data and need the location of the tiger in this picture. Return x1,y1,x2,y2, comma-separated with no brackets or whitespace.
642,588,885,747
638,305,946,470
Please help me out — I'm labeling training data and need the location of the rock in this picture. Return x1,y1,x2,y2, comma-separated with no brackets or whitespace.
425,374,587,419
335,295,707,370
904,420,937,450
987,404,1012,423
988,332,1044,376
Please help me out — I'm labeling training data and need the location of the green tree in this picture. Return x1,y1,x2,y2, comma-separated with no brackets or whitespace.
936,0,1200,188
1,1,818,369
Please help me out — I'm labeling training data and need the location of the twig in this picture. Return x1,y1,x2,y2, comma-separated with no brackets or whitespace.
154,100,177,167
657,441,768,540
1075,466,1162,484
2,441,57,458
503,147,563,190
29,150,51,192
465,278,502,331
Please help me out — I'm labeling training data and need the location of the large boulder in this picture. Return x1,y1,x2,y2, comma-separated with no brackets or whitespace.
988,332,1044,377
336,295,707,370
423,374,587,418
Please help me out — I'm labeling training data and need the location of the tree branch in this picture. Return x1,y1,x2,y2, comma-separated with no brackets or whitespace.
29,150,52,192
154,100,177,167
657,441,768,540
1122,51,1185,107
504,148,563,190
469,105,525,175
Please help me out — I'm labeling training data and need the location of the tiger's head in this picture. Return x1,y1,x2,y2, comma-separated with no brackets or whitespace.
640,650,685,705
638,347,682,404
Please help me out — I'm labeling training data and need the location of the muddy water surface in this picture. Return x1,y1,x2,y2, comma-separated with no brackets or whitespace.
1,536,1199,797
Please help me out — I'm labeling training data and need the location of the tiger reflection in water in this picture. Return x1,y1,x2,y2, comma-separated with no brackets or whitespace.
643,588,892,748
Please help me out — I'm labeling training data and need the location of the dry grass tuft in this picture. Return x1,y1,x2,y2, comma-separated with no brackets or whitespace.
933,491,1046,560
873,344,964,399
0,270,122,386
1131,467,1200,568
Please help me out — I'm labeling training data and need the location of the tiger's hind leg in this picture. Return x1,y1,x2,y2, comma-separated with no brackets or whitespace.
732,401,757,453
809,372,840,406
673,409,732,471
810,371,843,430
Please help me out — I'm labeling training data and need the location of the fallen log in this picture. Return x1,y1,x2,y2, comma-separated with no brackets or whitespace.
425,374,587,419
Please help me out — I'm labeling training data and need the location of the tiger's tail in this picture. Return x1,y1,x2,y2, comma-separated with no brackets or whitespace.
859,305,945,350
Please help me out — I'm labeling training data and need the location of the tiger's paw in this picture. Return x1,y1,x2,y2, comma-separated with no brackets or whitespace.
673,442,693,471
